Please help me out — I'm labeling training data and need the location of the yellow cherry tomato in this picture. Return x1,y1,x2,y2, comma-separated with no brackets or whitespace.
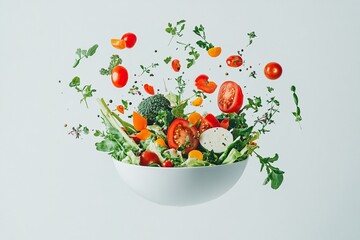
188,112,202,126
191,97,203,106
188,150,203,160
207,46,222,57
155,138,167,147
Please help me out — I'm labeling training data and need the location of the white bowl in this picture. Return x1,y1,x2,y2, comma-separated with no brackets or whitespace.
112,159,248,206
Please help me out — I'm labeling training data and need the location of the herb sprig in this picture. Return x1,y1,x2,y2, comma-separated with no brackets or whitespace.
291,85,302,127
139,63,159,76
247,31,257,46
176,41,200,68
164,56,172,64
165,20,186,45
255,152,284,189
193,25,214,50
69,76,96,108
68,124,89,139
99,55,122,75
73,44,98,68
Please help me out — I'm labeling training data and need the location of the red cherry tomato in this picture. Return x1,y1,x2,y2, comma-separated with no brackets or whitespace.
171,59,181,72
194,74,217,94
121,32,137,48
226,55,243,68
220,118,230,129
129,133,141,144
167,119,199,154
217,81,244,113
198,113,220,133
144,84,155,95
140,151,161,166
162,160,174,167
264,62,282,80
111,66,128,88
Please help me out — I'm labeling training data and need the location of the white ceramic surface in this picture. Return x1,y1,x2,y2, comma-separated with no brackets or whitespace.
112,159,248,206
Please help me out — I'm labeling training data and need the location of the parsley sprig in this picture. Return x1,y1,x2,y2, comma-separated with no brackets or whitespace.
99,55,122,75
165,20,186,45
69,76,96,108
73,44,98,68
247,31,257,46
291,85,302,127
139,63,159,76
176,41,200,68
193,25,214,50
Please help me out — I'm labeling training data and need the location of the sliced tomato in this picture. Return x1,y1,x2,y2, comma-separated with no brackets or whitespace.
144,84,155,95
171,59,181,72
217,81,244,113
167,119,199,154
194,74,217,94
198,113,220,133
220,118,230,129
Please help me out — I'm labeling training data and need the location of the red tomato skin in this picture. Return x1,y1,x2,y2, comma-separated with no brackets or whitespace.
264,62,282,80
140,151,161,166
217,81,244,113
198,114,220,133
162,160,174,167
171,59,181,72
167,119,199,153
194,74,217,94
220,118,230,129
111,66,128,88
226,55,243,68
144,84,155,95
121,32,137,48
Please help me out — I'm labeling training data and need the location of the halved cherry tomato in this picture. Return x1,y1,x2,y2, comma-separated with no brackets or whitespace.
140,151,161,166
144,84,155,95
207,47,222,57
116,105,125,114
195,74,217,94
217,81,244,113
162,160,174,167
171,59,181,72
188,112,202,126
264,62,282,80
111,39,126,49
198,113,220,133
188,150,203,160
220,118,230,129
167,119,199,154
111,66,128,88
226,55,243,68
121,32,137,48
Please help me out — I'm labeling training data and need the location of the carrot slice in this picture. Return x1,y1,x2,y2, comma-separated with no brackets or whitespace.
136,129,152,141
133,111,147,131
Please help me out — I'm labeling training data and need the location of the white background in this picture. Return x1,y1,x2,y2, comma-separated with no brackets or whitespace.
1,0,360,239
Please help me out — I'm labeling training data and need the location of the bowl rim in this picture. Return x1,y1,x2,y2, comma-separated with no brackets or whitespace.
112,157,248,170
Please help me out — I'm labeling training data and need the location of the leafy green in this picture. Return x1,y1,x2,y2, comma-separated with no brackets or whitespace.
164,56,172,64
243,96,262,113
121,100,129,110
73,44,98,68
255,152,284,190
99,55,122,75
203,150,220,165
165,20,186,45
171,100,188,118
68,124,89,139
69,76,96,108
267,86,274,93
176,41,200,68
249,71,257,78
139,63,159,76
193,24,214,50
247,31,257,46
291,85,302,126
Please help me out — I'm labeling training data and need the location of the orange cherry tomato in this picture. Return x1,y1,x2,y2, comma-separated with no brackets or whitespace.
144,84,155,95
226,55,243,68
111,39,126,49
171,59,181,72
207,47,222,57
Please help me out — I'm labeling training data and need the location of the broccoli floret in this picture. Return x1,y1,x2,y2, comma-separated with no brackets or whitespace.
138,94,173,125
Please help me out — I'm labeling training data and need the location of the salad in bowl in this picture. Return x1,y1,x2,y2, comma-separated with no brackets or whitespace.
66,20,302,205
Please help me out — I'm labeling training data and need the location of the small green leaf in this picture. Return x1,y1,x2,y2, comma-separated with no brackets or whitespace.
164,56,172,64
291,85,296,92
83,127,89,134
87,44,98,56
270,172,284,190
94,130,102,137
69,76,80,87
75,48,82,57
293,93,299,105
73,59,80,68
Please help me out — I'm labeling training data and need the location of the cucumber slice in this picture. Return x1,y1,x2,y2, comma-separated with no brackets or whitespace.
199,127,233,153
